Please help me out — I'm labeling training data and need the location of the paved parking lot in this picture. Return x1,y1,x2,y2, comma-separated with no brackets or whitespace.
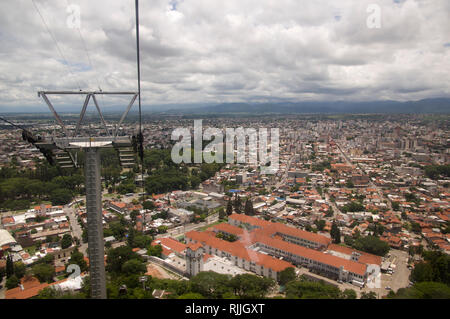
382,250,411,291
362,249,411,298
295,249,411,299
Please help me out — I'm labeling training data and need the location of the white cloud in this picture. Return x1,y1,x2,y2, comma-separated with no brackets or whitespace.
0,0,449,111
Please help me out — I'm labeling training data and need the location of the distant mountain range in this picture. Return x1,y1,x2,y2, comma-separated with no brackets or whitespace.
1,97,450,114
160,98,450,115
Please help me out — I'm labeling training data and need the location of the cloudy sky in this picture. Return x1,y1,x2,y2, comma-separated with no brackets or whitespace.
0,0,449,111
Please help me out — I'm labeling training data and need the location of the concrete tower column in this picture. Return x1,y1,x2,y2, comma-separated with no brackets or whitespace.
85,147,107,299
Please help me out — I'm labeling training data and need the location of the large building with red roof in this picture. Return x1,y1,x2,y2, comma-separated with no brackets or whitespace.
228,213,332,249
184,214,379,286
185,229,294,281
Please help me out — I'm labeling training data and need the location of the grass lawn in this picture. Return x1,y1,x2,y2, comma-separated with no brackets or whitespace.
25,245,37,255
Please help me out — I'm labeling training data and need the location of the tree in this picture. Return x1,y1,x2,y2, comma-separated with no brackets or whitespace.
285,279,342,299
401,211,407,220
412,251,450,285
143,200,156,210
234,194,242,214
109,221,127,240
190,271,233,299
36,286,85,299
226,199,233,216
416,244,424,256
278,267,297,286
424,165,450,180
81,228,88,243
360,291,377,299
218,208,227,221
314,219,325,231
411,222,421,234
388,282,450,299
41,254,55,265
106,246,141,275
178,292,204,299
408,246,415,257
68,248,88,273
190,175,202,189
244,198,254,216
392,202,400,211
229,274,275,299
14,262,27,279
330,221,341,244
341,201,365,213
121,259,146,276
6,274,20,289
157,225,168,234
6,254,14,278
32,263,55,283
344,235,354,246
133,234,152,249
411,262,434,283
352,235,390,256
127,228,136,247
130,210,140,223
0,266,5,282
49,189,73,205
342,289,357,299
61,234,73,249
147,244,163,258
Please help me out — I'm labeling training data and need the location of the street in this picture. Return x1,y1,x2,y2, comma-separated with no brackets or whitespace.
334,140,392,210
275,154,295,189
65,205,88,255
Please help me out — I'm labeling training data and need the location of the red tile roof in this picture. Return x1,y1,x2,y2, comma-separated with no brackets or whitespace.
327,244,382,266
267,223,332,246
230,214,331,247
252,233,366,276
154,237,187,254
229,214,331,246
1,217,14,224
229,213,272,229
5,277,49,299
186,230,293,272
186,242,203,251
111,201,127,208
213,223,245,236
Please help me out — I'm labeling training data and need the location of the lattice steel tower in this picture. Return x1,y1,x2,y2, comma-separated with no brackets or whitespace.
27,0,144,299
36,91,138,299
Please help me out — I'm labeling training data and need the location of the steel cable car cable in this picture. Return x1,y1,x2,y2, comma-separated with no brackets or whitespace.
31,0,83,91
135,0,146,226
0,116,84,227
